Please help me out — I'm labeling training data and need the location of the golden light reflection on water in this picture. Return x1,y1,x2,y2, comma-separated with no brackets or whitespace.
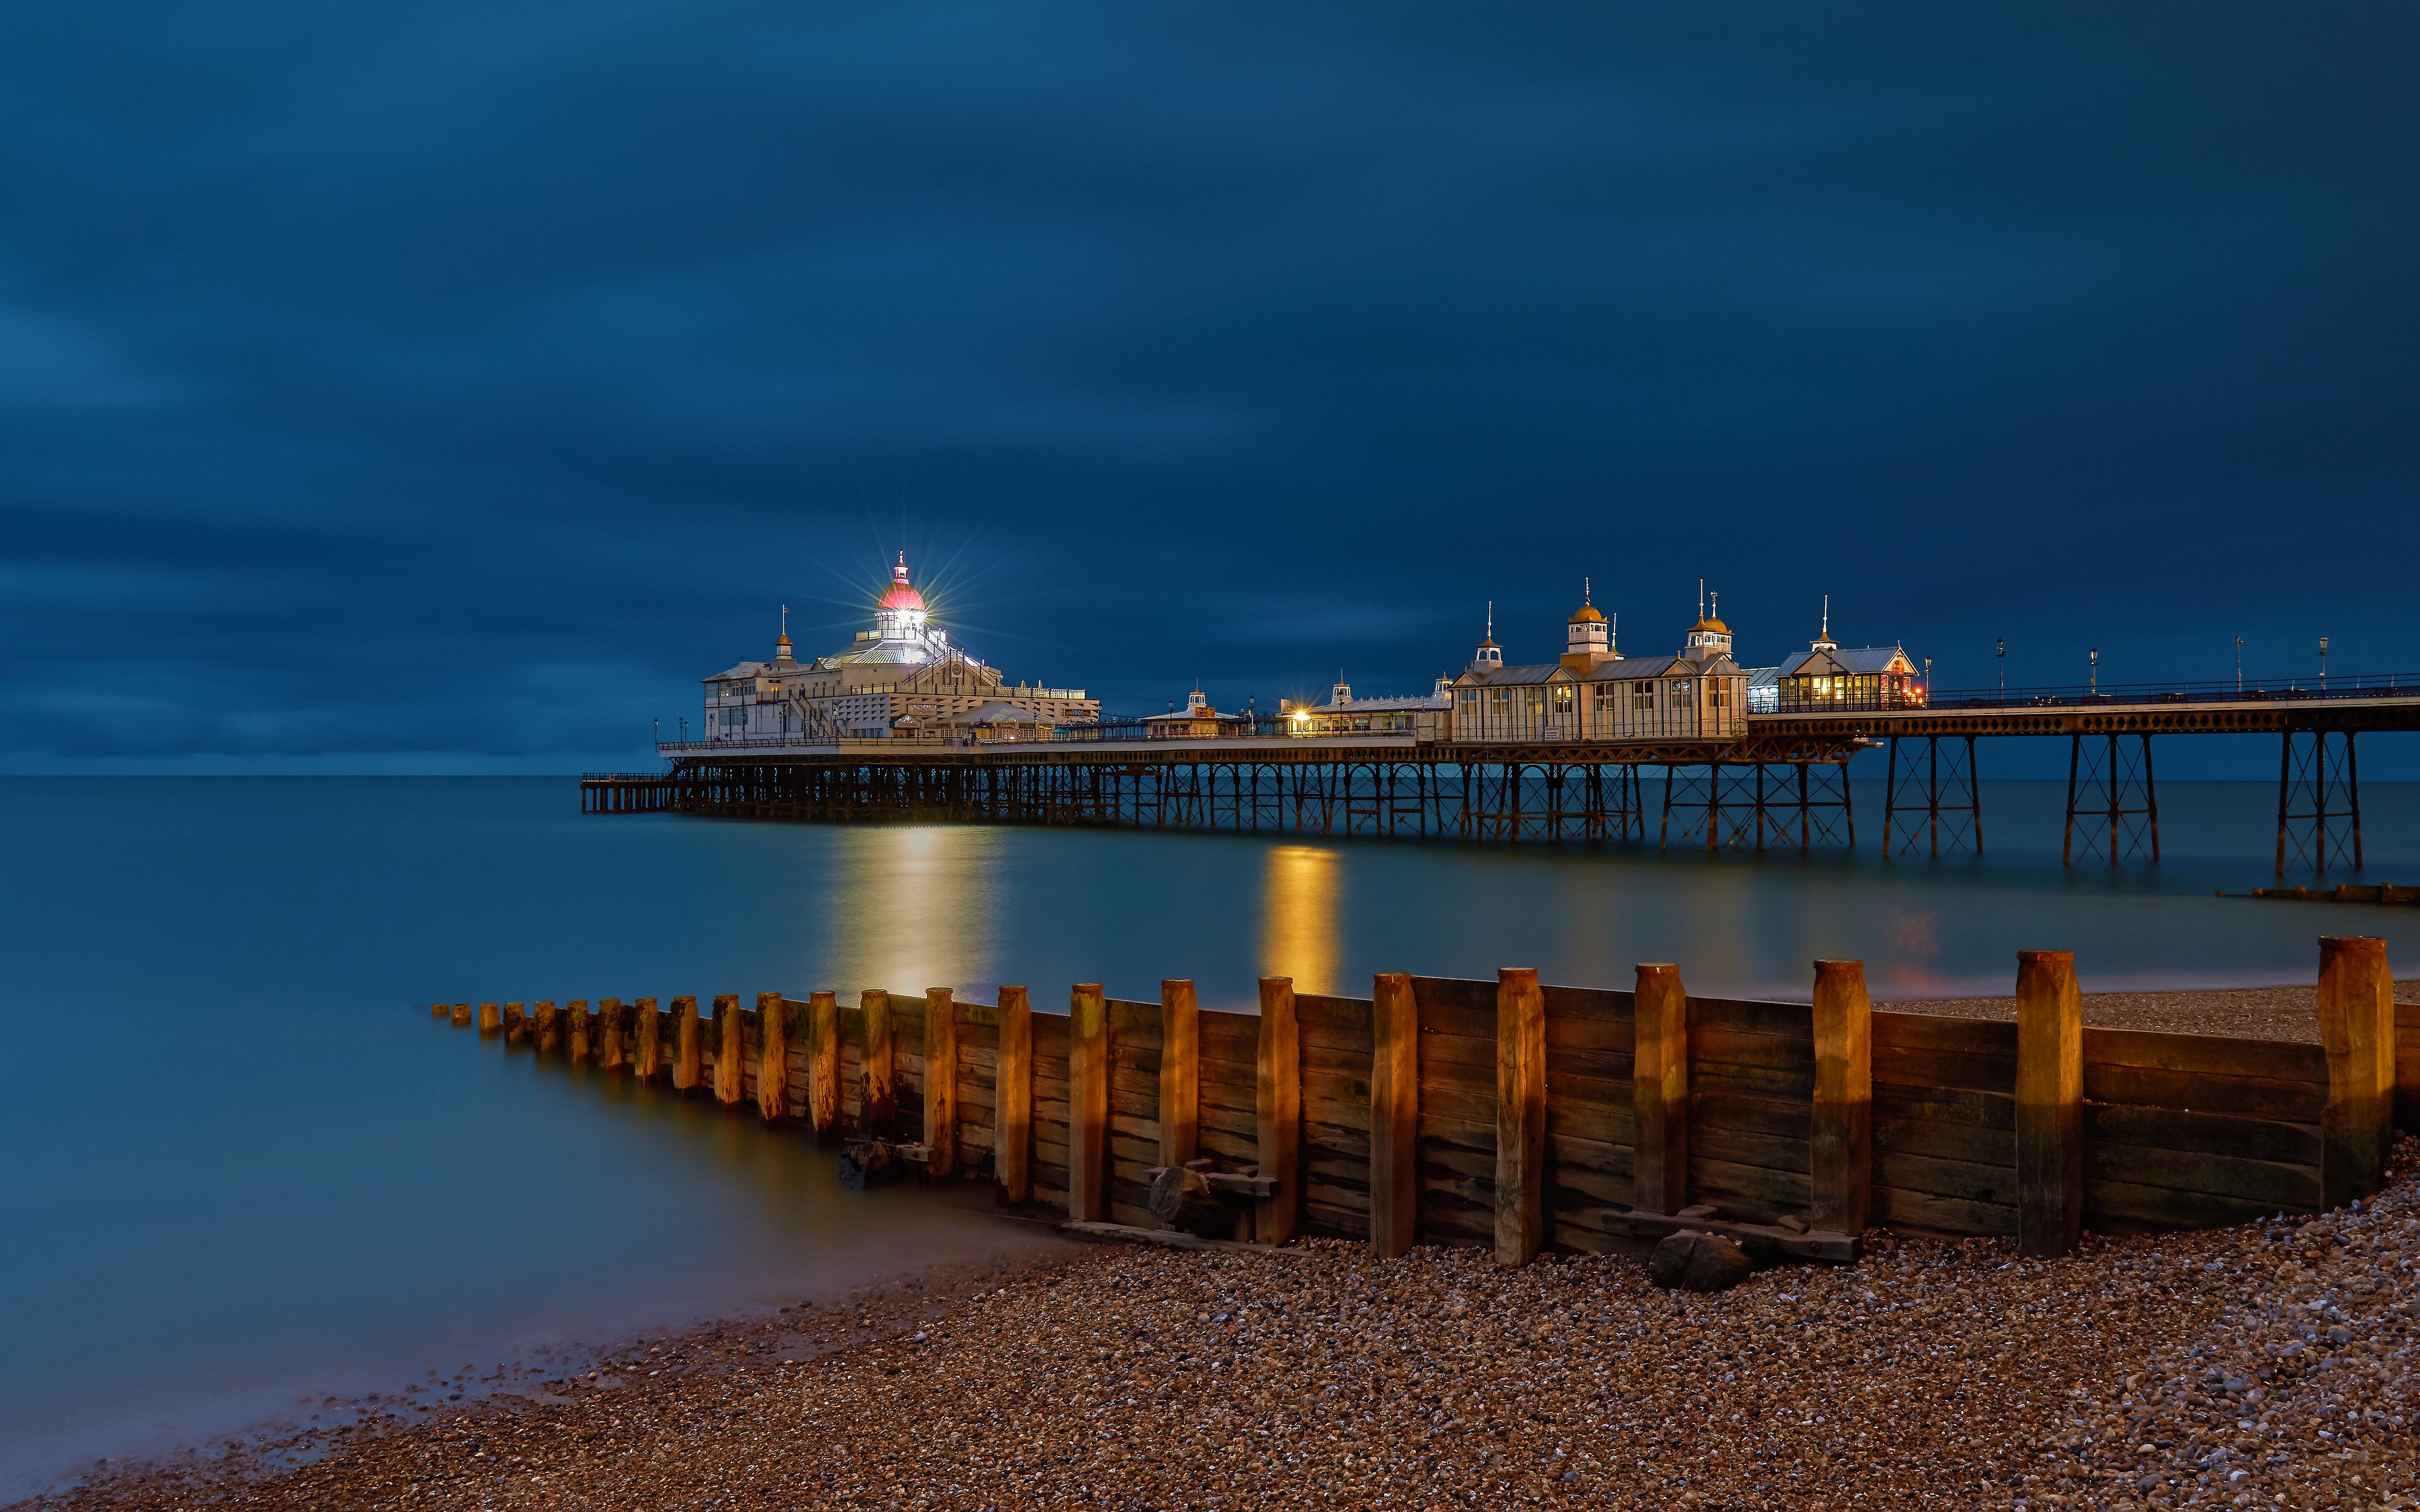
1258,845,1341,993
819,826,1003,994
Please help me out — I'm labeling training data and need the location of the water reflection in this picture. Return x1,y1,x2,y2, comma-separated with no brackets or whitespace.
1259,845,1341,993
818,826,1003,995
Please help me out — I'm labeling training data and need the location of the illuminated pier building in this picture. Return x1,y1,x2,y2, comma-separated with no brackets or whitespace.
700,554,1097,742
1450,586,1748,742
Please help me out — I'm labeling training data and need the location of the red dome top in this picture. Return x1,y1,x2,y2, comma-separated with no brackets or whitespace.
878,552,925,612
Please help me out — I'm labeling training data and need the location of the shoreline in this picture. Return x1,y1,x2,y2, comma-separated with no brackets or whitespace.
1874,978,2420,1044
21,1148,2418,1511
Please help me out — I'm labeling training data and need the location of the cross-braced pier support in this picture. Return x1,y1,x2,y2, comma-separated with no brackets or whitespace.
2276,728,2360,875
1661,761,1858,852
1882,735,1982,859
2062,734,2158,865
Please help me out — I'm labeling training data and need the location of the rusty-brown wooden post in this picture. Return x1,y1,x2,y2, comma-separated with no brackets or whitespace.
1495,967,1546,1267
926,988,958,1176
1255,976,1302,1243
2015,950,2084,1258
633,997,659,1081
1810,960,1873,1236
477,1002,502,1035
1069,983,1110,1222
713,995,743,1106
757,990,788,1121
996,986,1033,1203
502,1002,525,1044
806,990,840,1139
597,998,626,1071
451,1002,473,1028
534,1001,561,1055
1159,979,1200,1167
2319,935,2396,1208
1370,972,1420,1260
1631,964,1689,1216
566,999,591,1063
430,1001,449,1018
862,990,895,1136
671,995,700,1090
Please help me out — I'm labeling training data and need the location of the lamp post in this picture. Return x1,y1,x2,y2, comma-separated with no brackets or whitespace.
1996,638,2004,701
2320,636,2328,692
2089,647,2098,693
2234,636,2243,695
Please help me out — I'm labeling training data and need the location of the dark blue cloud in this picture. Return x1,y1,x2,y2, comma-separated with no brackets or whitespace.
0,1,2414,771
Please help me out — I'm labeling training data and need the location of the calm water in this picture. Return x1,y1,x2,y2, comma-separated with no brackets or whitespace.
7,775,2420,1493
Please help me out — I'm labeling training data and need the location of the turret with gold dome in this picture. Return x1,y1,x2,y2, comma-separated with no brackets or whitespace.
1448,576,1746,745
1560,578,1616,670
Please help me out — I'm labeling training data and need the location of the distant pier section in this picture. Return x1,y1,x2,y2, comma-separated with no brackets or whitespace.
590,570,2420,874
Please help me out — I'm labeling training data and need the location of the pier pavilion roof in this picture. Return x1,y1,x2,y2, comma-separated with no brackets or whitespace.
1454,653,1740,689
1776,646,1914,679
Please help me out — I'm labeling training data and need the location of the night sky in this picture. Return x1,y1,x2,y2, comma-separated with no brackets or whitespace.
4,2,2414,774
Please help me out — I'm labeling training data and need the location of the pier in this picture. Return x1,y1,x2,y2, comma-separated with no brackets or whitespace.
586,672,2420,871
438,937,2415,1261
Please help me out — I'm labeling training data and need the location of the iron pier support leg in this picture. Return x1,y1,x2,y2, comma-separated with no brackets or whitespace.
1883,738,1901,861
2349,731,2363,868
2141,734,2158,863
2063,734,2081,868
1967,735,1983,854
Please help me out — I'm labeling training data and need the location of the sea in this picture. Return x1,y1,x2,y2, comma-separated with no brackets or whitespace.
6,774,2420,1496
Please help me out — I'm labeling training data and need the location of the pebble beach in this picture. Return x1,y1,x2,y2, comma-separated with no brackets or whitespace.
22,1133,2415,1511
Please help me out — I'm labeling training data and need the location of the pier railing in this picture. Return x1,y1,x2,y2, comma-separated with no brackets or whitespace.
434,937,2412,1263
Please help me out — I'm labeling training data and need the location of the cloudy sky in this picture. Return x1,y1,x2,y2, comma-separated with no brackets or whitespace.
2,2,2414,773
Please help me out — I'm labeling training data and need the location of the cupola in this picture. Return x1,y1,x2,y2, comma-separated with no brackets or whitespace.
1562,578,1614,669
1471,602,1503,670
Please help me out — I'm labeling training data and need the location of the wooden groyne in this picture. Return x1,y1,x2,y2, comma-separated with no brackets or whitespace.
434,935,2414,1262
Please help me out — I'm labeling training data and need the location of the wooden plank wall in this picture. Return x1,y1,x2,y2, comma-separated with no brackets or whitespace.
457,956,2381,1258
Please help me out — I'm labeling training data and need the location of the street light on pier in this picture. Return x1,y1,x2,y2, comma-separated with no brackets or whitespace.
2320,636,2328,691
2234,636,2243,695
2089,647,2098,693
1996,638,2004,701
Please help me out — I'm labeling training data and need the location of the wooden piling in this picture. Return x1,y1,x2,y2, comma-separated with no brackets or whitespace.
1369,971,1419,1260
996,986,1033,1203
2318,934,2396,1208
1159,980,1200,1168
450,1002,473,1028
534,1001,560,1055
502,1002,525,1044
597,999,626,1071
863,990,895,1136
1495,967,1546,1267
926,988,958,1175
430,1002,449,1018
477,1002,502,1035
807,990,840,1139
567,999,591,1063
1069,984,1110,1222
1631,964,1689,1216
672,996,701,1090
757,991,788,1121
1255,977,1302,1244
1809,960,1873,1236
714,995,742,1106
2015,950,2084,1259
633,997,659,1081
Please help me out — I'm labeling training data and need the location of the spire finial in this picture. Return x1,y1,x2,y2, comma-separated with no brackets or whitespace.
894,550,908,584
1486,600,1493,640
1698,578,1705,621
1711,590,1719,621
1583,576,1592,607
1821,594,1829,637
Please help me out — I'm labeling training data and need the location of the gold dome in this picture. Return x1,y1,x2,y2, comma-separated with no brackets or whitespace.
1692,615,1729,635
1569,604,1605,624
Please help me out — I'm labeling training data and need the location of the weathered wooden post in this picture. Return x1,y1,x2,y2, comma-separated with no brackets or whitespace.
1495,967,1546,1267
714,995,743,1106
926,988,958,1176
862,990,895,1136
1369,972,1420,1260
2318,934,2396,1208
807,990,840,1139
597,999,626,1071
567,999,591,1063
1631,964,1689,1217
450,1002,473,1028
534,1001,561,1055
1159,979,1200,1168
1069,984,1110,1221
2015,950,2084,1258
1810,960,1873,1236
633,997,660,1081
996,986,1033,1203
1255,976,1302,1244
757,991,788,1122
502,1002,526,1044
477,1002,502,1035
430,1002,449,1018
671,995,701,1090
